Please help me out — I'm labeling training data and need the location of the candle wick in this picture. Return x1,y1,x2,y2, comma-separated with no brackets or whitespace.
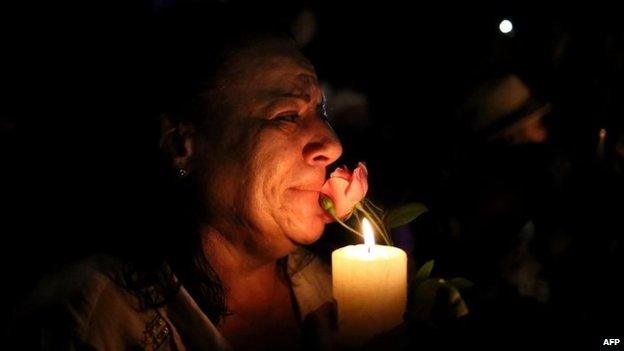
367,246,371,254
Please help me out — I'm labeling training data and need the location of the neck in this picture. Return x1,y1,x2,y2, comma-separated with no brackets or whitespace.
200,226,301,350
200,226,283,297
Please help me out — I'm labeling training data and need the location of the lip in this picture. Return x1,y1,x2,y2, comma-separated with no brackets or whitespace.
291,188,322,193
288,187,334,222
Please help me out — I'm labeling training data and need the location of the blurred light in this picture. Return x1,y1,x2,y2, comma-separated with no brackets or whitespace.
499,19,513,34
597,128,607,159
599,128,607,139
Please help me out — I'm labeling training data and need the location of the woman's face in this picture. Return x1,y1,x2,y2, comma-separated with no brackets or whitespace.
194,38,342,259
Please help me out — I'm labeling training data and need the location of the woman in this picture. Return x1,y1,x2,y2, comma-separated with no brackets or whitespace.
11,3,366,351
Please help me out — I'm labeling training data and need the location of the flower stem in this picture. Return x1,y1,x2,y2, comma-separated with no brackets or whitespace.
333,214,364,239
354,201,393,245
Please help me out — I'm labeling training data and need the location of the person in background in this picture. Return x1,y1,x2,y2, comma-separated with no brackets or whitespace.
436,72,561,349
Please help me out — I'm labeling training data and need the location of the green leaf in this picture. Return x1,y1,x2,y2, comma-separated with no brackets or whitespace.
408,278,440,321
448,277,475,289
384,202,428,228
412,278,439,299
412,260,434,286
409,277,470,322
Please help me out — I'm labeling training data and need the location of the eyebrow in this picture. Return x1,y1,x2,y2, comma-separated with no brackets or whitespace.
284,79,322,101
263,72,322,107
279,92,312,103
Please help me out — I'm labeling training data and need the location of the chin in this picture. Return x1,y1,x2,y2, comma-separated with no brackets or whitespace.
289,218,325,245
282,194,327,244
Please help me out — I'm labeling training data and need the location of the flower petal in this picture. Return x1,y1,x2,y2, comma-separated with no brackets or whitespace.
319,162,369,220
329,165,352,181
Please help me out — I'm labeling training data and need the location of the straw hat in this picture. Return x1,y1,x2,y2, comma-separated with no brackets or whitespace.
464,74,551,144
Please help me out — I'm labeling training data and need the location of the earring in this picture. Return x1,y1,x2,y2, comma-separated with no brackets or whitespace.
176,168,188,178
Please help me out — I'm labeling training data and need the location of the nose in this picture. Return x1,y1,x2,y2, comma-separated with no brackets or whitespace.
302,127,343,167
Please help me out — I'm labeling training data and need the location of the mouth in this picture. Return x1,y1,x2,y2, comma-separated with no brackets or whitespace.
291,188,322,193
289,188,323,201
289,179,325,193
288,187,324,207
288,188,334,223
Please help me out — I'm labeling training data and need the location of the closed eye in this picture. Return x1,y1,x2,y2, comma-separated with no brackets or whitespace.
275,113,300,123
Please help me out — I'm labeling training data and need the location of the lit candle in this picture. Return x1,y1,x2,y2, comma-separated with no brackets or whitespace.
332,218,407,347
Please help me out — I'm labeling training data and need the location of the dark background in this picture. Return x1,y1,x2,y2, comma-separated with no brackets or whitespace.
3,0,623,349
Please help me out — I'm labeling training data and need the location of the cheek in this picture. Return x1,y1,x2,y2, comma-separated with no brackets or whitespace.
242,144,291,220
242,128,327,243
258,165,324,235
197,129,261,221
278,189,326,242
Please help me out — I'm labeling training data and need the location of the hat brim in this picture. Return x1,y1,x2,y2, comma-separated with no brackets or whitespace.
478,98,551,139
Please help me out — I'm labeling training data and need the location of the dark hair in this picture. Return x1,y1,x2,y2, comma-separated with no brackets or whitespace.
152,1,296,124
113,1,298,324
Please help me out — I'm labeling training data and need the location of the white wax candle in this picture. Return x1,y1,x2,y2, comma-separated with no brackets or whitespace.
332,218,407,347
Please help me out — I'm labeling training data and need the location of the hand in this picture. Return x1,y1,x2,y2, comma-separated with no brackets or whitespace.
302,301,408,351
360,323,407,351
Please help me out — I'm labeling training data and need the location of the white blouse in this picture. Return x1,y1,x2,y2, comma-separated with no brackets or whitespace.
12,248,333,350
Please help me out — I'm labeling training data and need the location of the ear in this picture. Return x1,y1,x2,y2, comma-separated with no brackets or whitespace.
160,114,196,173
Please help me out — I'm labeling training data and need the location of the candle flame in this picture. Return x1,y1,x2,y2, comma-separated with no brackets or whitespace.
362,218,375,250
599,128,607,139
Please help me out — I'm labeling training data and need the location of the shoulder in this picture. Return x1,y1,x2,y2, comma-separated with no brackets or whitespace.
287,247,333,320
12,255,161,349
288,246,331,280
